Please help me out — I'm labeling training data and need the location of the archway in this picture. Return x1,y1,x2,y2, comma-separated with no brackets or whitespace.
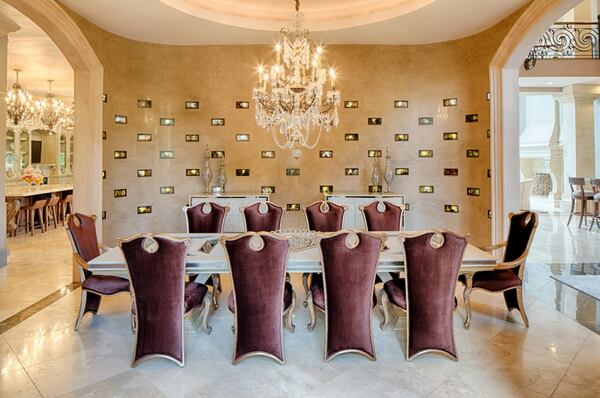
3,0,103,236
490,0,582,241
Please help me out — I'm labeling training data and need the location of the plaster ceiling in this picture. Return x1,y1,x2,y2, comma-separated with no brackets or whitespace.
59,0,529,45
0,2,73,98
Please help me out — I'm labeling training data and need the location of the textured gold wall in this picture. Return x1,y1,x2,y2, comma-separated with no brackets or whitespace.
68,9,520,246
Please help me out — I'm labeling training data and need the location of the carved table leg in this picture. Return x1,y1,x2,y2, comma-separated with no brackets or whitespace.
211,273,220,310
463,272,474,330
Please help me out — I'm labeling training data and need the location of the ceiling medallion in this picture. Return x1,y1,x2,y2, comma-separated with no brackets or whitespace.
6,69,35,126
252,0,341,159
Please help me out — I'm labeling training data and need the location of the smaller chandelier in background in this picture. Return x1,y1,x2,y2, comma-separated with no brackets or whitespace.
6,69,35,126
252,0,341,158
35,79,70,133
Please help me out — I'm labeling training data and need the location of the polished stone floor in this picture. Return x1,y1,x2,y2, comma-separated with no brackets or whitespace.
0,213,599,397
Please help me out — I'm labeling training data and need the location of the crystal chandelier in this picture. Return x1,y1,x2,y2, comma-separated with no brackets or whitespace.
252,0,341,158
6,69,35,126
35,79,69,133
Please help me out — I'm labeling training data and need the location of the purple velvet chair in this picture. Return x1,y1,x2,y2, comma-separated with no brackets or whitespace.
379,231,468,361
359,201,403,231
221,232,294,364
65,213,130,331
310,231,384,361
120,234,212,368
459,211,538,328
302,201,346,305
182,202,230,310
241,201,284,232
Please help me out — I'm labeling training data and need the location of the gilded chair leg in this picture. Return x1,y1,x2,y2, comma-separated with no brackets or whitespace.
378,289,390,331
201,295,212,335
286,291,296,333
74,290,88,331
302,273,310,307
567,199,575,226
516,288,529,327
463,273,474,330
211,273,220,311
130,311,137,335
306,291,316,332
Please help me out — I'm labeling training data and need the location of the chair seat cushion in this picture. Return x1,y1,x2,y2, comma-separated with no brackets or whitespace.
228,281,293,313
310,275,377,310
383,278,406,310
185,282,209,313
82,274,130,295
572,190,594,199
459,270,522,292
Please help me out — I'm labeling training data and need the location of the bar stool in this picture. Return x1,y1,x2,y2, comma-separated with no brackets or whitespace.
61,194,73,222
21,199,48,236
567,177,594,228
589,179,600,231
45,196,61,230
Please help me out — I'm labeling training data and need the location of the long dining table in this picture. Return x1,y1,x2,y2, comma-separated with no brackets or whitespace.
88,231,497,330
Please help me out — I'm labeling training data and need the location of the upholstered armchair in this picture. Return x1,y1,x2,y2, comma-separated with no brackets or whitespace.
120,234,212,368
359,200,403,231
380,231,468,361
459,211,538,328
309,231,383,361
182,202,229,310
65,213,130,331
302,201,346,306
241,201,284,232
221,232,294,365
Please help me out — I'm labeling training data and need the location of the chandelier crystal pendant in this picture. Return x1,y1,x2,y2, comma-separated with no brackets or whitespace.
35,79,69,133
6,69,35,126
252,0,341,158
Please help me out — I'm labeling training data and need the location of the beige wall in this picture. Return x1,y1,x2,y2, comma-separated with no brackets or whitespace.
69,10,520,246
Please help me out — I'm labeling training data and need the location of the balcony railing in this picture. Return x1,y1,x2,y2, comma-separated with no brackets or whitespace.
524,17,599,70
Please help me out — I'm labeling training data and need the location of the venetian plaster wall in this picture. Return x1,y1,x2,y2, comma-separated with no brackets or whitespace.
67,8,521,246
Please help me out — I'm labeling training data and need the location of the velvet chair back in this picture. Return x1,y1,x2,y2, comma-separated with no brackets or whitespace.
403,231,467,361
305,201,345,232
361,201,403,231
242,201,284,232
223,233,291,364
65,213,101,262
503,211,538,265
120,235,190,367
320,231,383,361
184,202,228,233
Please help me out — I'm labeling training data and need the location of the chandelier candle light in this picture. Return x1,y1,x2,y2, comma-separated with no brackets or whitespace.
36,79,69,133
252,0,341,159
6,69,35,126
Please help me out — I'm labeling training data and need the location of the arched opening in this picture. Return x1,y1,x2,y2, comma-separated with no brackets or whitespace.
490,0,583,240
3,0,103,236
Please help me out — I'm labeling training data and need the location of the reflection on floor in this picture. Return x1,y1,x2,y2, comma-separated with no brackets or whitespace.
0,212,598,397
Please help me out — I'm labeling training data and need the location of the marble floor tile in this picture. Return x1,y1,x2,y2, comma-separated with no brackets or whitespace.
551,365,600,398
57,370,167,398
0,366,42,398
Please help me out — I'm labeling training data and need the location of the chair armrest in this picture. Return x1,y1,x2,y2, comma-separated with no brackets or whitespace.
73,252,89,270
494,252,528,270
480,241,507,252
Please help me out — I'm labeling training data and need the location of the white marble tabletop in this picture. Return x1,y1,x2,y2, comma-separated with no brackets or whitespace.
88,231,497,275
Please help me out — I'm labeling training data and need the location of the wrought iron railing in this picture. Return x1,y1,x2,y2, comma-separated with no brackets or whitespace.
524,17,599,70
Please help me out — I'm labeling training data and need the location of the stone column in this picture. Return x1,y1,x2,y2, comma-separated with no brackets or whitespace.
557,84,600,206
546,96,564,207
0,17,20,267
